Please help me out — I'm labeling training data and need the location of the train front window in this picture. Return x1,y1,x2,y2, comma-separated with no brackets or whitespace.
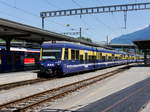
42,48,61,60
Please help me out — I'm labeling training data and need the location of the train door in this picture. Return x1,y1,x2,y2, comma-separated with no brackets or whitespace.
0,52,2,72
13,51,24,70
95,51,99,69
85,52,88,64
2,51,13,72
0,50,24,72
63,48,69,73
79,50,84,64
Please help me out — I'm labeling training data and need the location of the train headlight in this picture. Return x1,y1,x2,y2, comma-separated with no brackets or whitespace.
47,64,54,66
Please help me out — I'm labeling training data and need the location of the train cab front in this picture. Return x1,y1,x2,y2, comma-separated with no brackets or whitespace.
38,47,63,77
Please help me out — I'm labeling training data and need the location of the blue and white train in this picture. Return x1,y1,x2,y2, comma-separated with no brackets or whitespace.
38,43,143,77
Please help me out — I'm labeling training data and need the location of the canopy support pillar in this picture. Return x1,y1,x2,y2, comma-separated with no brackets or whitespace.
4,37,13,51
143,50,148,65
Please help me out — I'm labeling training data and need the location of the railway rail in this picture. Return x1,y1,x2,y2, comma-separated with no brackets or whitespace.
0,65,131,112
0,78,51,91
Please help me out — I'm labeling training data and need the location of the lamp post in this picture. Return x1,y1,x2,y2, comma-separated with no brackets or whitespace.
79,27,82,38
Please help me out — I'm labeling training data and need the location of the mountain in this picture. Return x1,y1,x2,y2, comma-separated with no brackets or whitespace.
110,25,150,44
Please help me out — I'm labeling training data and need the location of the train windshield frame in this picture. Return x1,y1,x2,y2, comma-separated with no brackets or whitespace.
42,48,62,60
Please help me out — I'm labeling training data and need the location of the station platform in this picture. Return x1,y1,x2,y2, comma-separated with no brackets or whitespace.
0,71,37,85
40,64,150,112
0,64,136,86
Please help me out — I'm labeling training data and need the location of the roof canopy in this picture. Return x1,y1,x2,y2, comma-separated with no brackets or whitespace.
0,18,107,48
0,18,78,42
108,44,136,49
133,40,150,50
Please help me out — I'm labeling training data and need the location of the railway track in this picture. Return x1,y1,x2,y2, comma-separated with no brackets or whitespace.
0,65,131,112
0,78,51,91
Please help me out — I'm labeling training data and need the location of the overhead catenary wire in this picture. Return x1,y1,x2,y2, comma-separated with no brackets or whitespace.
96,0,121,29
90,0,122,32
0,0,145,37
72,0,82,7
0,0,38,18
43,0,85,33
43,0,67,27
71,0,118,35
71,0,99,35
45,0,58,9
42,0,92,36
0,10,28,23
92,15,118,34
0,9,62,33
110,12,121,29
95,0,149,29
0,0,73,32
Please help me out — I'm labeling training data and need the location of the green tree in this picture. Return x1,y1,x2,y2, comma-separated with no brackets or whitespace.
0,39,4,42
77,37,92,43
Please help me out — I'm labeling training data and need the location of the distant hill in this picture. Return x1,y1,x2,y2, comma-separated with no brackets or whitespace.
110,25,150,44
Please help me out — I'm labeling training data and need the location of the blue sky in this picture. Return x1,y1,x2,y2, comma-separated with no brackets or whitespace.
0,0,150,43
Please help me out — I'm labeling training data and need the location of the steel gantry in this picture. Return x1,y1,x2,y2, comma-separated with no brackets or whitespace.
41,2,150,18
40,2,150,29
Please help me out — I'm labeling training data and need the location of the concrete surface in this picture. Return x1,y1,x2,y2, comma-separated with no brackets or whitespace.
140,101,150,112
0,65,128,105
76,78,150,112
39,66,150,112
0,71,37,85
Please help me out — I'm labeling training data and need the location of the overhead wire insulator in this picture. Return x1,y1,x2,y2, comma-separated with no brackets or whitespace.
124,11,127,29
80,14,82,19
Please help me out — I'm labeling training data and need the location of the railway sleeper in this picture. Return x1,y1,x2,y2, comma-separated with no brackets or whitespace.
35,96,46,99
36,96,51,100
21,101,36,104
0,67,129,112
2,107,18,112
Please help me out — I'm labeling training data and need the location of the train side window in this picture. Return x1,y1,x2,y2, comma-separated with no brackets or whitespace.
80,55,83,61
6,54,12,65
97,52,99,60
91,55,92,61
99,52,101,60
64,48,68,60
0,54,1,64
94,56,96,60
89,55,91,62
92,56,96,61
71,49,75,60
76,50,79,60
99,53,101,60
112,54,114,60
85,53,88,61
108,56,112,61
102,56,106,61
96,53,98,60
106,55,108,61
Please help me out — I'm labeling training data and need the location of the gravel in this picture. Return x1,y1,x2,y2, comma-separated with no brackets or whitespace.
140,101,150,112
38,66,150,111
0,65,128,105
